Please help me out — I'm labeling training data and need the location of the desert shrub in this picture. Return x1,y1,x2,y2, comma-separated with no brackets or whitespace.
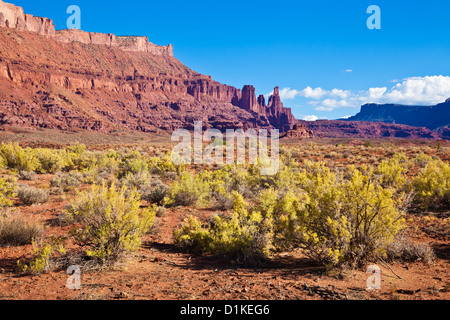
0,177,17,208
63,183,155,264
83,167,118,186
206,165,257,210
17,185,49,205
174,192,272,260
0,156,5,170
412,158,450,209
148,152,180,175
86,150,120,184
118,150,149,178
34,148,66,174
386,236,435,264
0,143,38,172
295,162,406,267
17,237,66,274
140,179,169,205
154,206,167,217
164,172,210,207
208,168,242,210
64,142,97,171
256,188,306,250
18,170,36,181
119,170,169,205
51,171,83,192
119,170,152,192
414,153,434,168
375,153,409,189
0,210,44,246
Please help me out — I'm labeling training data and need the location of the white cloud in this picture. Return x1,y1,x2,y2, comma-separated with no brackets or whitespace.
300,86,327,99
330,88,351,99
314,106,334,112
278,87,301,100
368,87,387,99
280,75,450,112
382,76,450,105
303,115,319,121
346,69,353,73
272,86,352,101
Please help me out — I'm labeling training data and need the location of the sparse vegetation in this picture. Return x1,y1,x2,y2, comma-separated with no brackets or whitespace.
164,172,210,207
0,177,17,208
17,184,49,205
0,140,447,300
412,158,450,209
17,237,66,274
0,143,38,172
0,210,44,246
63,183,155,265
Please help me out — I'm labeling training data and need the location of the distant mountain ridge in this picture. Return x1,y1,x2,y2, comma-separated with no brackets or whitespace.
346,99,450,131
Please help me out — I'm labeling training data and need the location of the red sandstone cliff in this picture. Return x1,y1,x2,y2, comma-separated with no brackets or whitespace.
0,1,441,140
0,1,297,134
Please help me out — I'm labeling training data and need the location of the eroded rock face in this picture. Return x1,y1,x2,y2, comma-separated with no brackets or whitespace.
55,30,174,56
0,0,55,36
281,123,314,139
239,85,258,112
265,87,296,132
0,0,172,56
0,1,300,134
0,23,297,135
347,100,450,131
303,120,440,139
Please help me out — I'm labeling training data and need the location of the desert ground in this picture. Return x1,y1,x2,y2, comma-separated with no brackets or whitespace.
0,128,448,301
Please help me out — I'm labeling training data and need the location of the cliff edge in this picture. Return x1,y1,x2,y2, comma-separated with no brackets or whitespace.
0,0,173,57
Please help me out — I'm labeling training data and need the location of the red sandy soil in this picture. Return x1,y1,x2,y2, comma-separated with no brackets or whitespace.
0,136,448,300
0,177,448,301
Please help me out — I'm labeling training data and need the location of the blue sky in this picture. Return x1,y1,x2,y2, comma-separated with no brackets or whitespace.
13,0,450,120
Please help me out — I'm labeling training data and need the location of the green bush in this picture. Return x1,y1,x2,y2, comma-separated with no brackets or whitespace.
0,143,38,172
119,150,149,178
17,237,66,274
34,148,66,174
63,183,155,264
207,165,256,209
412,158,450,209
164,172,210,207
295,163,406,267
140,179,169,206
83,150,120,185
64,143,97,171
148,152,180,175
375,153,409,189
256,188,306,251
413,153,434,168
119,170,152,192
174,192,271,260
173,161,408,267
0,177,17,208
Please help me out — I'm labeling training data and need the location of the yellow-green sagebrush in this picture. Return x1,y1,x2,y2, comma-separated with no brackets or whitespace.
174,160,409,267
63,183,155,264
